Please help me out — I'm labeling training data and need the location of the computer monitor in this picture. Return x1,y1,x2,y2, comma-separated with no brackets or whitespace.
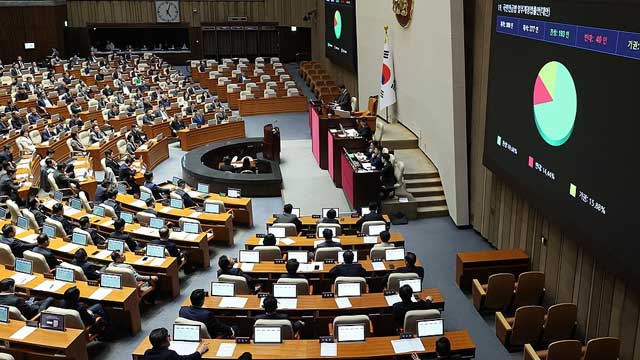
172,177,181,186
385,248,405,261
41,312,65,331
140,191,152,201
239,250,259,263
149,217,165,229
336,324,366,342
55,267,75,283
338,251,358,264
183,222,199,234
117,183,127,194
417,319,444,338
267,226,286,238
71,232,88,246
321,208,339,218
360,207,371,216
172,324,200,342
0,305,9,323
287,251,308,264
0,207,6,219
291,208,300,217
253,326,282,344
93,206,105,217
210,282,235,297
272,284,297,298
16,216,29,231
15,258,32,274
197,183,209,193
170,198,183,209
100,273,121,289
53,191,63,202
146,244,165,258
317,225,336,237
204,203,220,214
69,198,82,210
368,224,386,236
106,239,125,253
120,212,134,224
43,223,56,238
336,282,361,297
227,188,241,198
399,278,422,293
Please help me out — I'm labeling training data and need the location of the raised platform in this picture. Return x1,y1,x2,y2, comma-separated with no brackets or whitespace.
182,137,282,197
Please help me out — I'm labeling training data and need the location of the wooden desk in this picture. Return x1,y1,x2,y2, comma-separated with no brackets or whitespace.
177,121,246,151
142,121,171,139
79,108,104,126
35,133,72,163
310,105,362,170
0,318,87,360
245,233,404,253
135,137,169,171
107,114,137,132
86,133,124,170
238,95,307,116
328,131,367,188
341,150,380,210
455,249,530,291
133,331,475,359
266,215,391,235
17,155,97,200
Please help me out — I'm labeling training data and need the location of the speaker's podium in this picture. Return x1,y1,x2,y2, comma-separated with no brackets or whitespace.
263,124,281,161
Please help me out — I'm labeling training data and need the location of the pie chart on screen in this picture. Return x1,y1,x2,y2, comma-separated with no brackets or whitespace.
533,61,577,147
334,10,342,39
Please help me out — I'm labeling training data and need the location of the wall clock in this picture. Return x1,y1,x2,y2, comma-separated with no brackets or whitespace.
156,0,180,23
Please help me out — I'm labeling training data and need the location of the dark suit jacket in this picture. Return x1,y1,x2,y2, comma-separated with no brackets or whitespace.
175,189,197,208
315,240,340,249
178,306,233,337
150,239,180,258
371,155,383,170
94,185,108,206
144,181,169,200
318,217,339,224
191,114,205,126
119,164,136,183
41,128,56,142
358,125,373,142
0,122,10,136
54,170,79,189
355,212,385,229
0,293,40,319
273,213,302,232
105,158,120,175
335,91,352,112
381,163,396,188
392,298,434,327
0,236,36,258
71,259,101,280
142,348,202,360
329,263,366,278
103,199,122,217
109,230,138,251
32,246,60,269
52,214,74,235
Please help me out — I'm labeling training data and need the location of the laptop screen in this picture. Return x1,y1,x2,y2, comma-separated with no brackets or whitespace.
360,207,371,216
204,203,219,214
173,324,200,342
291,208,300,217
287,251,308,264
106,239,125,253
254,326,282,344
43,223,56,238
140,191,151,201
0,207,6,219
55,267,75,283
239,250,259,263
417,319,444,338
385,248,405,261
71,232,88,246
69,198,82,210
16,216,29,230
368,224,386,236
170,198,183,209
267,226,286,238
41,312,65,331
399,279,422,293
117,183,127,194
227,188,241,198
15,258,32,274
146,244,165,258
120,212,134,224
336,282,361,297
273,284,297,298
197,183,209,193
93,206,105,217
0,305,8,323
321,208,339,218
338,251,358,264
183,222,199,234
53,191,63,202
149,217,165,229
210,282,235,297
100,273,121,289
172,177,181,186
337,324,365,342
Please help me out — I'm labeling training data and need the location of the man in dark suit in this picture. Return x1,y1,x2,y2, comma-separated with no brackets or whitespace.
151,227,183,259
107,104,120,119
51,203,74,235
0,167,22,205
9,63,22,77
334,84,352,112
0,145,13,165
104,150,120,175
142,109,155,125
119,157,139,194
255,295,304,334
279,259,306,279
41,123,57,142
142,327,208,360
32,234,62,270
0,278,54,320
355,201,386,230
78,216,105,246
273,204,302,232
329,250,366,278
358,118,373,142
36,93,53,108
380,153,396,199
410,337,462,360
0,116,11,136
144,171,170,200
69,99,82,115
102,189,122,217
110,219,139,251
0,224,36,258
318,209,339,224
392,284,434,329
170,115,186,136
93,180,111,207
10,112,26,129
72,248,101,280
174,180,198,208
191,110,206,127
315,228,341,250
383,252,425,286
179,289,235,338
54,163,80,190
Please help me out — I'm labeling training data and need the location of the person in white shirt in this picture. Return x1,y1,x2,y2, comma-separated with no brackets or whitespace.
372,230,395,249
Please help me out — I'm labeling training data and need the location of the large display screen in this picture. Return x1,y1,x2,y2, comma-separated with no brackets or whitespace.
325,0,357,72
484,1,640,280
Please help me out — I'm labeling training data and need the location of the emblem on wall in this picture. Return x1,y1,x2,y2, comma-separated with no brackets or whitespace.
393,0,413,28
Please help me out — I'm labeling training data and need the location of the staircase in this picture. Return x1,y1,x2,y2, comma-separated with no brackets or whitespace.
404,172,449,219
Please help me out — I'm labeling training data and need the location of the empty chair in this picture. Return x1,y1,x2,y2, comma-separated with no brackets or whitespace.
513,271,545,309
0,243,15,266
374,121,385,143
403,309,441,334
284,80,296,89
524,340,582,360
541,303,577,345
240,90,254,100
316,223,342,237
178,217,201,232
254,319,294,340
227,83,240,93
369,247,388,260
253,68,265,77
360,220,386,235
270,223,297,236
386,273,420,292
334,276,367,293
174,317,210,339
265,81,277,90
7,306,25,321
254,246,281,261
116,139,127,158
277,278,311,296
330,315,372,338
203,199,226,213
59,262,88,281
582,337,620,360
218,274,250,295
29,130,42,145
263,89,277,98
472,273,516,312
246,82,258,91
260,75,271,83
287,88,299,97
280,74,291,82
314,247,341,262
496,305,546,351
217,77,230,86
23,250,51,273
73,228,94,246
270,57,280,64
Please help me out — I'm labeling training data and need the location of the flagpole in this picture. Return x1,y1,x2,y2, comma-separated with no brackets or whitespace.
384,25,389,124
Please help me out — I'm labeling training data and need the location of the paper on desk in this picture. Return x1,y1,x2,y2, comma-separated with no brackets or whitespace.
398,197,409,203
190,211,202,217
151,258,166,266
391,338,425,354
34,280,66,292
58,243,80,253
169,341,199,356
385,294,402,306
63,206,81,216
279,237,295,245
94,250,112,259
102,220,115,227
320,342,337,357
159,207,171,213
187,191,201,198
89,287,113,300
15,173,29,180
240,263,254,272
363,236,378,244
16,163,29,170
10,326,37,340
11,273,35,285
218,297,247,308
298,263,323,273
43,199,58,209
216,343,236,357
19,233,39,244
14,227,26,235
372,262,386,271
276,298,298,309
135,257,151,265
335,297,352,309
131,200,146,208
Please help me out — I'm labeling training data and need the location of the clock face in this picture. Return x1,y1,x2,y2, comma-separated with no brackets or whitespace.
156,0,180,23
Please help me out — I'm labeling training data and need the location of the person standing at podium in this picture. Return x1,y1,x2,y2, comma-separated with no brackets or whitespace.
334,84,352,112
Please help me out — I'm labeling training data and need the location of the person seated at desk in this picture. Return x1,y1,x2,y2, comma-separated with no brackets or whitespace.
54,162,80,191
119,157,139,194
256,295,304,334
104,150,120,175
0,167,23,206
238,157,254,174
78,216,106,245
41,123,58,142
16,129,36,152
89,125,106,144
130,124,147,145
143,327,209,360
217,255,258,291
174,180,198,208
218,156,235,172
61,287,111,338
102,84,114,97
142,197,160,216
184,102,197,116
358,118,373,142
109,250,158,284
179,289,236,338
14,87,28,102
0,224,36,258
155,106,170,121
69,98,83,115
392,284,433,329
370,145,384,170
51,203,74,235
142,109,155,125
280,259,305,279
0,278,54,320
72,248,101,281
56,117,70,134
380,153,396,199
151,227,185,261
103,188,122,217
27,107,42,124
383,252,425,286
27,198,46,227
144,171,170,200
315,228,341,250
191,109,206,127
37,93,53,108
411,337,460,360
126,134,138,156
273,203,302,232
107,104,120,119
110,219,140,251
0,115,11,136
125,102,137,116
142,98,153,112
94,179,111,206
0,145,12,164
333,84,352,112
69,132,86,153
356,201,385,229
170,114,186,136
159,95,171,108
32,234,62,270
318,208,339,224
373,231,395,249
10,111,26,129
9,64,22,77
329,250,366,279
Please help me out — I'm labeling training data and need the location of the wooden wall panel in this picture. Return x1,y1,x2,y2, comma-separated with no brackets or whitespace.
468,1,640,358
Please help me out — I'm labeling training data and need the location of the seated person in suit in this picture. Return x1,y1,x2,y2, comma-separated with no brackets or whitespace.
191,109,206,127
170,114,186,136
144,171,170,200
218,156,235,172
125,102,137,116
51,203,74,235
217,255,258,291
315,228,340,249
109,250,158,284
143,327,209,360
27,198,46,227
151,227,186,262
126,134,138,156
355,201,385,229
358,118,373,142
380,153,396,199
256,295,304,334
410,337,461,360
273,203,302,232
41,123,58,142
142,109,155,125
280,259,305,279
32,234,62,270
69,99,82,115
238,157,254,174
373,230,395,249
370,145,384,170
69,132,86,152
107,104,120,119
0,278,54,320
94,180,111,206
174,180,198,209
104,150,120,175
383,252,425,287
142,197,159,216
102,189,122,218
318,208,339,224
110,219,140,251
119,157,139,194
130,124,147,145
72,248,101,280
54,162,80,191
0,167,23,206
0,144,12,164
0,224,36,258
329,250,366,279
179,289,236,338
78,216,106,245
27,107,42,124
89,125,106,144
262,234,277,247
61,286,111,337
392,284,434,329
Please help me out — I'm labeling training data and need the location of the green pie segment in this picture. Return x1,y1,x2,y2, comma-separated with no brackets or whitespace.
334,10,342,39
533,61,577,147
